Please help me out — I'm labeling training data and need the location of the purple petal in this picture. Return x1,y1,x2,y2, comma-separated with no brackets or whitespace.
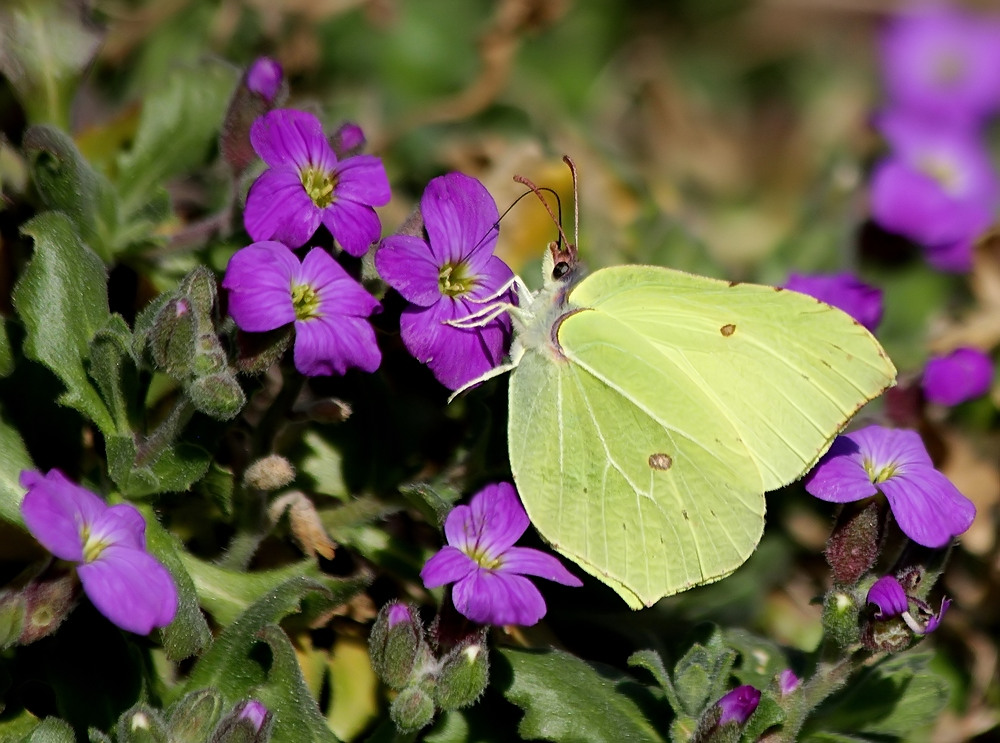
867,575,908,618
803,436,877,504
421,545,478,588
880,466,975,547
716,685,761,726
332,155,391,207
386,602,414,628
300,248,381,318
500,546,582,586
922,347,994,405
851,425,933,471
420,173,500,269
924,236,974,273
236,700,269,732
468,255,516,303
244,169,322,247
89,503,147,552
375,235,444,306
451,570,548,626
321,199,382,257
250,109,336,171
293,314,381,376
399,296,511,391
246,58,283,103
77,545,178,634
222,242,297,332
870,158,962,246
778,669,801,696
922,597,952,634
461,482,530,557
20,469,107,562
783,273,884,333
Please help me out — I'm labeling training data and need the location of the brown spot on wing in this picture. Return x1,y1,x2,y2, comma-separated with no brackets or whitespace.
648,453,673,470
720,323,736,336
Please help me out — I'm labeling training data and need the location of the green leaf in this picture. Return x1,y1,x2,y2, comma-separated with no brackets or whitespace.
629,650,682,715
0,708,41,739
254,624,343,743
12,212,115,434
498,647,667,743
178,553,322,626
134,503,211,661
805,651,950,739
19,715,75,743
23,125,119,262
88,314,135,434
107,434,211,498
0,404,34,527
671,626,737,717
116,61,239,218
0,0,102,127
0,317,15,378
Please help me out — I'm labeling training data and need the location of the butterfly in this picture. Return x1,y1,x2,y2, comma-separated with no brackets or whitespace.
473,159,897,609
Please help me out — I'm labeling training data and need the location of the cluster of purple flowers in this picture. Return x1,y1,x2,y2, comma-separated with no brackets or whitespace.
871,4,1000,272
224,98,516,390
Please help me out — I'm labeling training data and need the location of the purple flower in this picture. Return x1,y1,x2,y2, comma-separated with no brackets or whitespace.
717,685,761,725
881,5,1000,124
870,112,998,272
244,109,390,256
867,575,909,619
784,272,884,332
866,574,951,634
420,482,582,626
376,173,515,390
922,347,994,405
19,469,177,635
246,57,283,103
223,241,381,376
804,425,975,548
387,602,414,628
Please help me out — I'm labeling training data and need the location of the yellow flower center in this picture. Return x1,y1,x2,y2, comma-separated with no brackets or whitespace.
917,154,961,194
864,457,898,485
291,283,321,321
438,262,475,297
300,166,336,208
81,524,109,563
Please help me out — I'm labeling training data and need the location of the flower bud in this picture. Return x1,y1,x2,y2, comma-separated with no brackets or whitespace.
167,688,225,743
825,500,884,585
822,589,860,647
690,685,761,743
331,122,366,158
244,455,296,492
150,297,197,377
13,570,78,646
390,679,436,732
116,704,169,743
433,633,489,711
187,372,246,421
210,699,271,743
370,601,426,690
246,58,283,103
777,669,801,696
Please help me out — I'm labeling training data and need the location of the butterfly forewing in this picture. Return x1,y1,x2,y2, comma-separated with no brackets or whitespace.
565,265,897,491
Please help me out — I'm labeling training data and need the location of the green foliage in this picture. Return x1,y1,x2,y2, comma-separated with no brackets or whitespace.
174,576,343,743
805,652,951,739
498,647,667,743
13,212,116,434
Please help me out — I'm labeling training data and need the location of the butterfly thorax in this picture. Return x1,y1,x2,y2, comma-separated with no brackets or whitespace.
509,242,584,364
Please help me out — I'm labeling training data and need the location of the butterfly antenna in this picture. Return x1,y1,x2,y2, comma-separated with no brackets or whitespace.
514,175,576,251
563,155,580,250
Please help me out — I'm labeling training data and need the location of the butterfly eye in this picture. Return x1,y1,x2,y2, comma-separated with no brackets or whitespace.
552,262,571,279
